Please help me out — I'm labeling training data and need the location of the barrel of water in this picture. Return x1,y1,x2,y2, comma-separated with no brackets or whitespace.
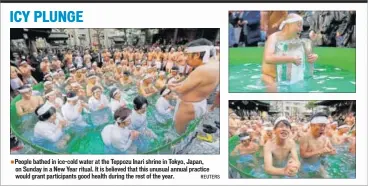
275,39,314,84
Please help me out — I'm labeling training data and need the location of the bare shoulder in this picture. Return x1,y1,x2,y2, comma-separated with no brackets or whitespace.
264,139,273,150
287,138,296,148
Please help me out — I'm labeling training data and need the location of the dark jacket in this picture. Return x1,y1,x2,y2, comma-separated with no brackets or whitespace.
242,11,261,46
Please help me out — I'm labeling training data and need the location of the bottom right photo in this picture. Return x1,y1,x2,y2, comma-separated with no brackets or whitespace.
228,100,356,179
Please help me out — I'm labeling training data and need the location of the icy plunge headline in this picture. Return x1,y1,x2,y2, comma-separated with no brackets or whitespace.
10,11,83,22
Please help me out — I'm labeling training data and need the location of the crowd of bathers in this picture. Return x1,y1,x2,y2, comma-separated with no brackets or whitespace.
10,38,221,153
229,109,356,178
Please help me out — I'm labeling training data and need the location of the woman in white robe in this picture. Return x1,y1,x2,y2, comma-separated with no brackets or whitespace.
155,87,175,123
101,107,139,153
34,103,70,149
61,91,88,127
131,96,157,139
88,86,109,112
109,87,127,114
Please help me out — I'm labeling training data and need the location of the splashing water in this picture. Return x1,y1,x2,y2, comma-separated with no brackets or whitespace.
11,84,203,154
229,63,355,93
228,136,356,178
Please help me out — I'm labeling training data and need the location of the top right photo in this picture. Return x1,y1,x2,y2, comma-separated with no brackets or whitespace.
229,11,356,93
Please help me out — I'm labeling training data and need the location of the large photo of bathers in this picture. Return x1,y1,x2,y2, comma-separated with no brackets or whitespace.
10,28,220,155
229,11,356,93
228,100,356,179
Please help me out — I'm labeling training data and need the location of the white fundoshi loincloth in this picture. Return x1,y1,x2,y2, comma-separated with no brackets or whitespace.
174,98,207,121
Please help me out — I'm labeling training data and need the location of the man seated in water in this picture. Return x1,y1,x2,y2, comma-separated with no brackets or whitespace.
155,71,167,90
263,117,300,177
120,71,133,85
88,86,109,112
133,64,144,78
44,89,64,112
109,87,127,114
300,113,336,178
229,112,240,137
34,103,70,149
61,91,88,127
139,74,158,98
16,86,44,117
86,74,104,97
101,107,140,153
331,124,350,145
168,38,220,134
262,13,318,92
155,86,175,124
131,96,157,139
344,112,355,126
231,133,259,167
18,60,37,85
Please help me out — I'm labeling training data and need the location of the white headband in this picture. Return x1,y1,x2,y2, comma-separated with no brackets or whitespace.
159,71,165,76
331,121,338,125
162,88,171,96
142,104,147,109
67,95,78,101
18,87,31,93
338,125,350,129
93,88,102,93
88,75,97,79
143,74,153,80
20,61,28,65
37,103,53,116
44,90,55,97
71,82,79,87
116,114,132,123
44,81,52,86
112,89,120,97
291,123,297,127
185,45,215,63
240,136,250,141
279,16,303,30
247,129,254,133
264,127,273,131
310,116,329,124
274,116,289,125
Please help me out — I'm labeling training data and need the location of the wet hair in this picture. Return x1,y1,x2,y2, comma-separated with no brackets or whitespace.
133,96,148,110
91,86,102,93
171,66,179,71
44,89,54,99
35,104,56,121
274,119,291,129
114,107,132,122
109,87,119,98
185,38,214,59
123,71,131,76
159,86,171,96
238,132,250,141
310,112,328,121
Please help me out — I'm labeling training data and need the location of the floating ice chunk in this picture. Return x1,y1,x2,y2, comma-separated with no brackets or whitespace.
328,77,344,80
350,81,356,85
251,75,260,79
323,87,337,90
313,75,328,80
334,68,341,71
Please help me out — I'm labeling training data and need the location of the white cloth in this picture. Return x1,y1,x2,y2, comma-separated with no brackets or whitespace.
155,97,172,116
88,95,109,112
61,102,87,126
174,98,207,121
178,65,186,74
34,120,63,143
75,56,83,67
109,97,127,114
130,110,147,131
11,78,23,91
101,124,133,152
130,110,157,139
155,97,173,123
155,61,162,69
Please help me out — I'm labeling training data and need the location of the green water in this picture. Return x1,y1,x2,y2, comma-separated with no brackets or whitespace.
10,84,200,154
228,136,356,178
229,63,356,93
